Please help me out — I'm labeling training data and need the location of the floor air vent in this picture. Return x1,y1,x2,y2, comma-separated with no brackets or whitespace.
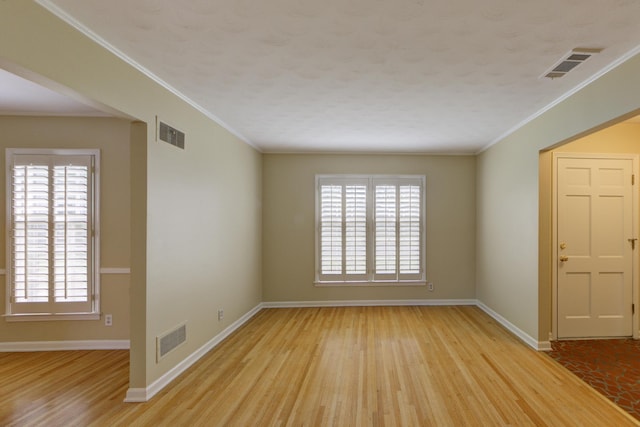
158,120,185,149
156,322,187,362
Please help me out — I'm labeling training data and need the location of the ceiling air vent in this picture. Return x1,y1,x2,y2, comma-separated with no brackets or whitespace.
158,120,185,149
542,48,603,79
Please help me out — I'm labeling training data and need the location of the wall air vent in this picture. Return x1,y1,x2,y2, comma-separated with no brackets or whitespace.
542,48,603,79
158,120,185,149
156,322,187,362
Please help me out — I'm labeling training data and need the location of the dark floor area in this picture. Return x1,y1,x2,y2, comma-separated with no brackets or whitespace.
548,339,640,421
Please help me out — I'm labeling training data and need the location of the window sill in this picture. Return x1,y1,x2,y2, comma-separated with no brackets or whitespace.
314,281,426,287
4,313,101,322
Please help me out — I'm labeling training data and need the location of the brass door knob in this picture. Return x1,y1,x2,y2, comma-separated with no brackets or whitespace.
559,256,569,262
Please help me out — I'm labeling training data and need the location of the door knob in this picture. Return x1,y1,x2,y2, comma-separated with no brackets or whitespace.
559,256,569,262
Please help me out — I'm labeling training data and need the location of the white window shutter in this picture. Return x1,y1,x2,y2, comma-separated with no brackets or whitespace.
316,175,424,284
320,184,343,277
399,185,422,279
7,150,97,316
344,184,367,275
374,185,397,280
53,164,90,302
11,164,50,303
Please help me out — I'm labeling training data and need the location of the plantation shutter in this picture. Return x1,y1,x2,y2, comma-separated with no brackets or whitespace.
8,152,95,315
373,178,423,281
319,184,342,277
374,184,397,280
318,178,368,281
344,184,367,278
11,161,50,306
398,184,422,280
316,175,424,284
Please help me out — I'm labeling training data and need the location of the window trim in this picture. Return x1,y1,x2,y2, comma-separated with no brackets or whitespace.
314,174,426,286
4,148,101,321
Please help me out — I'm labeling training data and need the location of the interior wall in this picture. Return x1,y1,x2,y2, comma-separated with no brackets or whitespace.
144,116,262,384
262,153,476,302
552,122,640,153
129,121,147,388
477,51,640,344
1,2,263,388
0,116,131,343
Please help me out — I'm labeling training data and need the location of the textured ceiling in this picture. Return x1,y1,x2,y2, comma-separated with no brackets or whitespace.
42,0,640,153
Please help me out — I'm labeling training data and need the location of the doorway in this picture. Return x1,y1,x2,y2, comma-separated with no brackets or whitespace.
553,153,636,339
544,120,640,341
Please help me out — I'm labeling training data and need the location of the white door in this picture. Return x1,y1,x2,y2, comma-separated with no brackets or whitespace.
557,156,634,339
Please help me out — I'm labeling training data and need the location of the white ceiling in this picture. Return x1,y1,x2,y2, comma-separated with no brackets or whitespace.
17,1,640,152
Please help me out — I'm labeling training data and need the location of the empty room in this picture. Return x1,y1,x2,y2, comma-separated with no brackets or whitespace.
1,1,640,425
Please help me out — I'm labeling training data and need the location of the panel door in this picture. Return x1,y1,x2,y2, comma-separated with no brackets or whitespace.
557,156,633,338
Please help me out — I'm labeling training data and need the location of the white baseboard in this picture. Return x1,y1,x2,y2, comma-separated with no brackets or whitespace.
262,299,478,308
124,303,263,403
0,339,130,352
537,341,552,351
476,301,550,351
123,388,147,403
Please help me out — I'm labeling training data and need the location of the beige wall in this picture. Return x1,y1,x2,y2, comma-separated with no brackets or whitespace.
553,122,640,153
129,121,147,388
263,154,476,302
0,116,131,342
477,51,640,343
144,116,262,384
1,1,263,388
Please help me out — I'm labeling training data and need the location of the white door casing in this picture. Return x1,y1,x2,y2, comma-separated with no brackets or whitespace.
554,154,637,339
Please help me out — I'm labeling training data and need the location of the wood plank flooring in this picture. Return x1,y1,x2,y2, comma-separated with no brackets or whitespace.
1,306,637,426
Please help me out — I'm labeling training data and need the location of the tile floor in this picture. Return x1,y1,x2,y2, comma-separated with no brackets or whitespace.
547,339,640,421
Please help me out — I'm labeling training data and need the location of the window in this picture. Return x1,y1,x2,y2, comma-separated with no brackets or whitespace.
316,175,425,284
5,149,100,320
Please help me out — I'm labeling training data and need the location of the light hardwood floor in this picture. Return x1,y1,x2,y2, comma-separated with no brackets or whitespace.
1,306,637,426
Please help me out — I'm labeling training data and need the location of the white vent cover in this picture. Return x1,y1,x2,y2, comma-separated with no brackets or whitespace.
542,48,602,79
158,119,185,149
156,322,187,362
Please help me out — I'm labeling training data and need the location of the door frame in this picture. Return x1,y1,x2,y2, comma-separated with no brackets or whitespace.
552,152,640,340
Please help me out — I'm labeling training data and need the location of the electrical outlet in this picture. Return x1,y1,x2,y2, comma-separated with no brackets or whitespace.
105,314,113,326
217,309,224,322
427,282,434,292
